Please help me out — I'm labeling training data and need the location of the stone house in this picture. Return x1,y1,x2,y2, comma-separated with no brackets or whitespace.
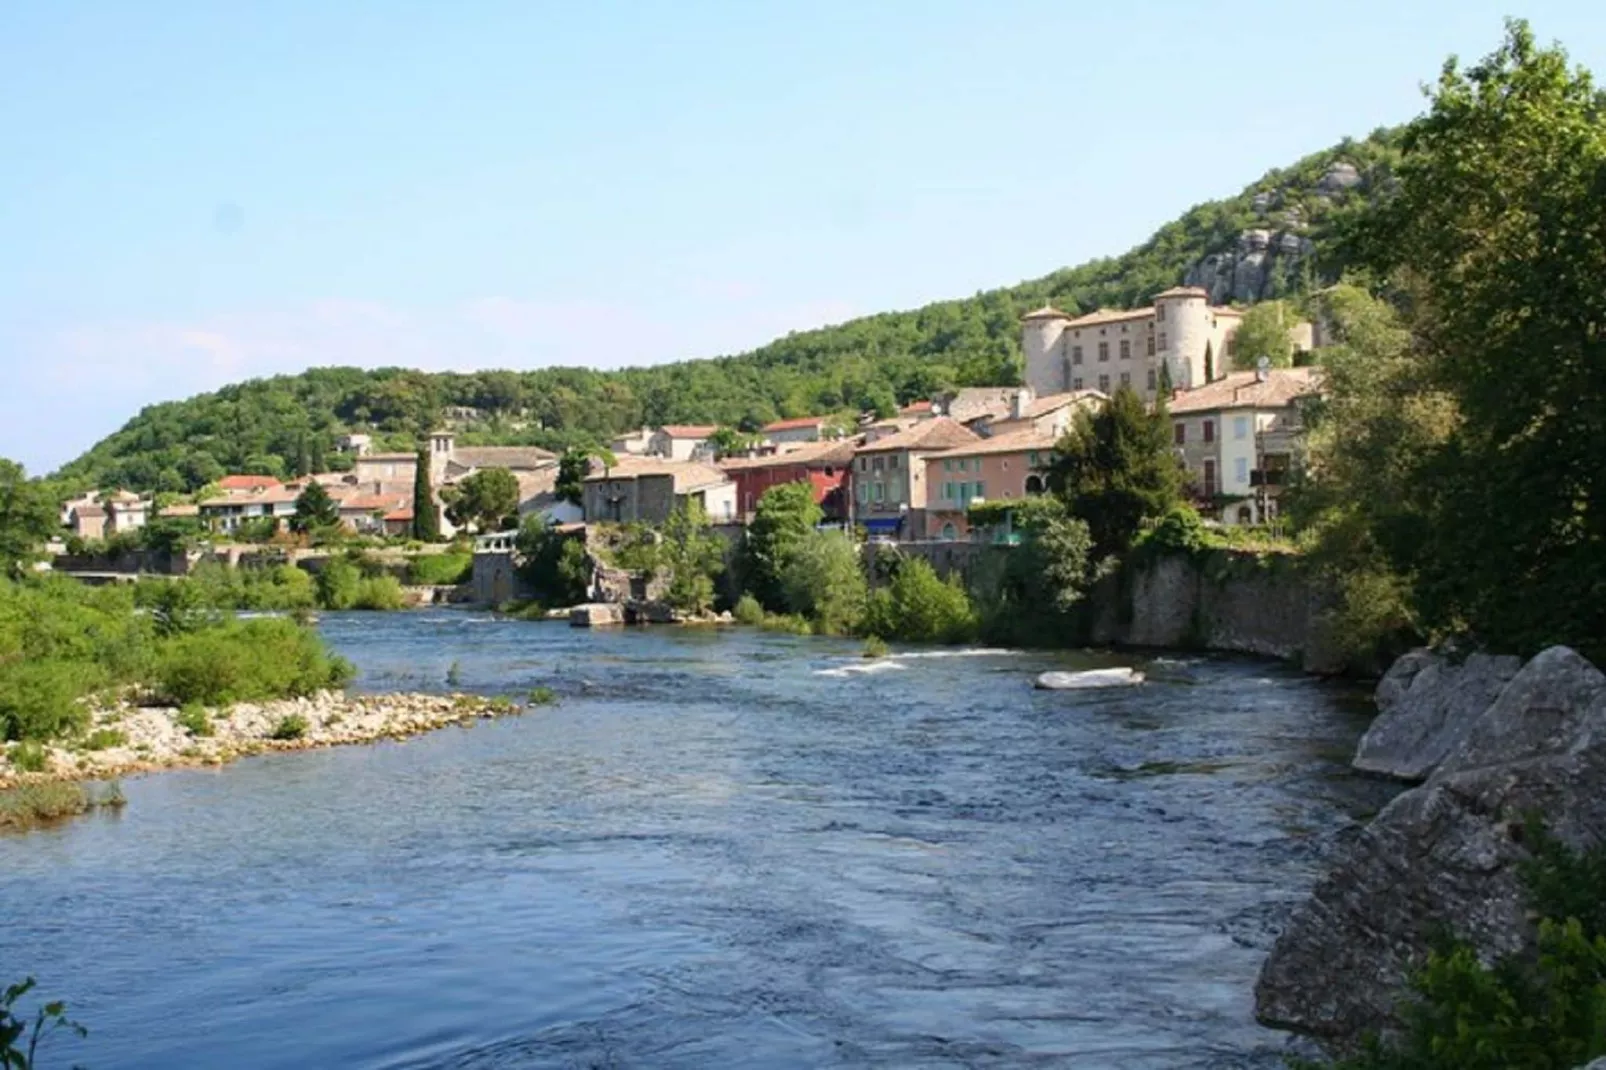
647,425,719,462
582,458,737,525
922,430,1059,541
761,415,834,446
850,417,980,540
1168,366,1320,525
975,388,1105,440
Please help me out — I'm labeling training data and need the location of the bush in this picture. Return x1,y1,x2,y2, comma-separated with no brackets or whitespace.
153,618,353,706
176,704,213,737
0,661,97,742
1136,505,1214,556
526,686,557,706
81,727,126,751
351,575,406,611
314,557,361,610
269,714,308,741
406,552,472,587
0,783,90,831
862,635,890,659
7,741,48,773
779,532,867,636
732,593,765,626
863,558,977,644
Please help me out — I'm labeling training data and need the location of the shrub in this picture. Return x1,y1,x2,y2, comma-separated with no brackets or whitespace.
406,552,472,587
269,714,308,741
0,783,90,831
1136,505,1214,556
351,575,406,611
862,635,890,659
0,661,100,743
314,557,362,610
176,704,213,737
7,741,48,773
732,593,765,626
446,660,463,688
780,532,867,636
526,686,558,706
81,728,126,751
863,558,977,644
153,618,353,707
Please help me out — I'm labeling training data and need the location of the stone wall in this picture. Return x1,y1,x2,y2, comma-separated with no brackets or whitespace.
471,550,528,605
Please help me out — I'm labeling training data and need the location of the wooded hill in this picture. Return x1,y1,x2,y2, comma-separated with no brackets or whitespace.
58,130,1399,494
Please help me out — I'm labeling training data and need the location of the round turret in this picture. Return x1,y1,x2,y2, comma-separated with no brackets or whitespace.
1152,287,1212,390
1020,306,1071,396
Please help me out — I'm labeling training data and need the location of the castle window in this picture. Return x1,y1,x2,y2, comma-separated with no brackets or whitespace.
1147,335,1156,356
1175,423,1186,445
1119,340,1131,361
1159,332,1168,350
1098,374,1110,393
1120,372,1131,388
1072,377,1084,390
1071,345,1083,364
1204,419,1215,443
1121,324,1128,333
1157,305,1166,321
1098,342,1110,362
1147,368,1157,392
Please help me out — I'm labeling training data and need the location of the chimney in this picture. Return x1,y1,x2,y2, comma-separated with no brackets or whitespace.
1011,386,1033,421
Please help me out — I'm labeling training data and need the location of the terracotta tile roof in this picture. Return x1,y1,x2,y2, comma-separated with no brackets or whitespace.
583,456,731,493
340,494,409,512
158,504,200,518
854,417,981,455
898,400,935,416
1167,368,1321,415
357,452,417,463
1020,305,1071,321
449,445,556,471
656,425,718,439
218,474,281,491
1155,286,1211,299
762,415,831,432
717,439,858,471
383,506,414,522
72,503,106,518
513,468,559,501
926,429,1060,460
1017,389,1106,420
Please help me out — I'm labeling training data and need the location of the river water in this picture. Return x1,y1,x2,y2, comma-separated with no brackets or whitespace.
0,612,1391,1069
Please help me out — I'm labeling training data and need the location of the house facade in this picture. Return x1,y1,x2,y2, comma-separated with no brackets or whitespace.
974,389,1104,440
718,440,856,522
1169,367,1319,525
582,458,737,525
922,431,1058,541
850,417,980,539
761,416,832,446
647,425,718,462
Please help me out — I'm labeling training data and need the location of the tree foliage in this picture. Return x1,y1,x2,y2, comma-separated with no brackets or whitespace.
0,461,60,578
659,502,725,614
742,481,823,611
779,531,867,635
1231,299,1297,370
291,481,338,533
411,447,439,542
1049,387,1180,560
516,520,590,607
863,557,977,643
444,467,519,532
971,496,1093,646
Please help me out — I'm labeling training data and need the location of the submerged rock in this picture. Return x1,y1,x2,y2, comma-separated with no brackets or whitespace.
1353,649,1522,780
1258,645,1606,1052
1035,668,1144,690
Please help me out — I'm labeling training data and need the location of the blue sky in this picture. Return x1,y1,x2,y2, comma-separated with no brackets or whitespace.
2,1,1601,474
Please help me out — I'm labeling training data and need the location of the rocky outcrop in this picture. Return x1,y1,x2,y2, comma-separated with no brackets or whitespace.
1257,646,1606,1052
570,603,626,627
1353,650,1523,780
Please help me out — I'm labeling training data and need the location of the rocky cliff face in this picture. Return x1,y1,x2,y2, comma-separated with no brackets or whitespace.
1256,645,1606,1052
1183,161,1365,305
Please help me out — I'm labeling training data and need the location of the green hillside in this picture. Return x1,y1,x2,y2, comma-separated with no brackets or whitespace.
57,130,1399,494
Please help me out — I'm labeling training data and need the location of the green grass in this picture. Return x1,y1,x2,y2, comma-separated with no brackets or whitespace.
7,741,47,773
526,686,558,706
0,782,86,830
406,552,473,587
176,704,213,737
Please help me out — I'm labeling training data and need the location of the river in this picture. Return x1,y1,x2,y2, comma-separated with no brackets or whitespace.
0,611,1392,1068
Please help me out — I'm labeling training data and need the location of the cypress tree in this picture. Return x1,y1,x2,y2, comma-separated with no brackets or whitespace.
412,446,440,541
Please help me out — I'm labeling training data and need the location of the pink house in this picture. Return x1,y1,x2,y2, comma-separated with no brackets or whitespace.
922,430,1058,541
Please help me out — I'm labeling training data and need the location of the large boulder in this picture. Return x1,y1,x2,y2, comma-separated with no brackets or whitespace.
1258,646,1606,1051
1434,646,1606,779
1352,650,1522,780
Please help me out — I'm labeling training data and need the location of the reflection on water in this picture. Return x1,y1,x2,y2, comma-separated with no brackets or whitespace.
0,611,1392,1069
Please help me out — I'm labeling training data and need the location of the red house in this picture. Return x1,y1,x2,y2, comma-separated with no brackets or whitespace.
718,440,858,521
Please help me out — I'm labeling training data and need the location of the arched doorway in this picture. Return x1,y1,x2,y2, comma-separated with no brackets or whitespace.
1025,474,1046,496
940,522,957,542
1236,504,1253,525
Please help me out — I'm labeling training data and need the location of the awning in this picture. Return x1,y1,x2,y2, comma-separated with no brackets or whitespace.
861,517,902,533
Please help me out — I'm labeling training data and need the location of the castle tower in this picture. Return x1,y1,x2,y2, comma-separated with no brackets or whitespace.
1020,306,1072,397
1152,287,1213,391
428,430,456,484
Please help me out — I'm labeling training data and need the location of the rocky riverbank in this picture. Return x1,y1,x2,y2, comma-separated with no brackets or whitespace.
0,690,525,790
1256,644,1606,1055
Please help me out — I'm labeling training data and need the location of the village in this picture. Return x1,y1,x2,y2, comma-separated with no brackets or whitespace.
50,288,1321,601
